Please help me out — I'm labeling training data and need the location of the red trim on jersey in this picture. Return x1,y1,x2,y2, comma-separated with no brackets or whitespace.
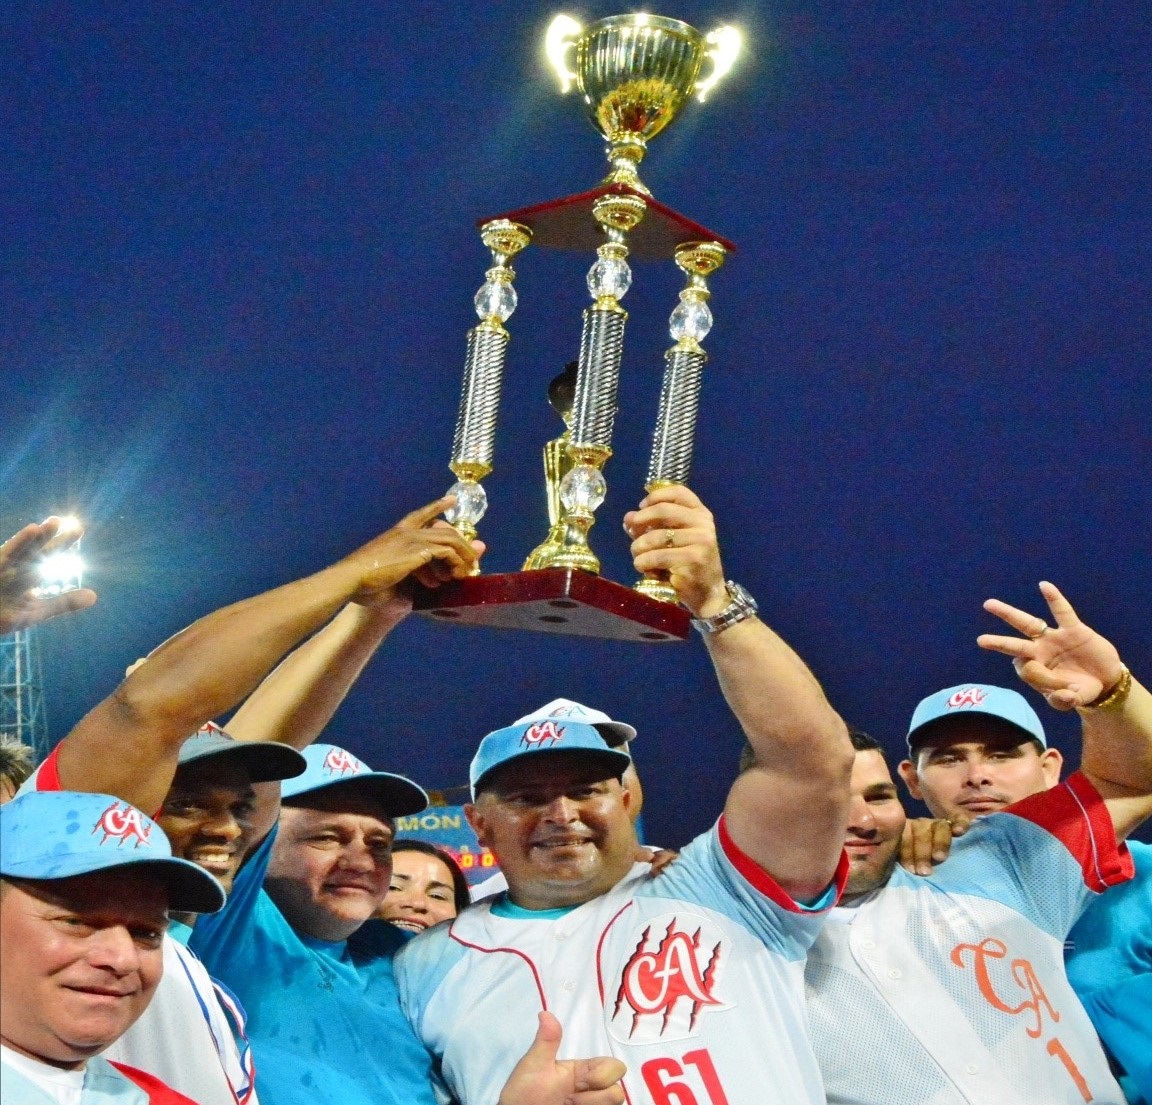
1002,771,1133,893
34,745,62,790
718,815,848,912
110,1062,204,1105
32,743,163,819
449,926,549,1010
595,900,635,1004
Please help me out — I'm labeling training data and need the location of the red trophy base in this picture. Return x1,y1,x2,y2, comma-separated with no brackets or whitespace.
410,569,690,643
479,182,737,260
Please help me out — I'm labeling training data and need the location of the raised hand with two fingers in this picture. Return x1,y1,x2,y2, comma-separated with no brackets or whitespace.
977,581,1126,711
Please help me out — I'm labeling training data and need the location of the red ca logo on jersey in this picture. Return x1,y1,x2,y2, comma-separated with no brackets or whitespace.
947,687,988,709
521,721,565,749
323,749,363,777
611,918,728,1043
93,802,152,848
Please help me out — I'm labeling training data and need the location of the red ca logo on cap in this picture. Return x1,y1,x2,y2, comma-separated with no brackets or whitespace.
947,687,988,710
521,721,565,749
322,749,363,776
93,802,152,849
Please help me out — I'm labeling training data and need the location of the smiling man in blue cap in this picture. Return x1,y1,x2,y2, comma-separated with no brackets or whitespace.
395,484,854,1105
186,742,438,1105
0,789,224,1104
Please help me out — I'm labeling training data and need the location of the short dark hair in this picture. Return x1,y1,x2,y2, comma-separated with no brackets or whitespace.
741,726,883,774
849,727,884,757
392,839,471,915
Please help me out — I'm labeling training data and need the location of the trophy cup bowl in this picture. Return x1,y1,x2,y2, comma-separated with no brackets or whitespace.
549,14,741,140
576,15,705,143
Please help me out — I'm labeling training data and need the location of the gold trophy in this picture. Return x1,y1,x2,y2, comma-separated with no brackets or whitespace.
413,13,741,641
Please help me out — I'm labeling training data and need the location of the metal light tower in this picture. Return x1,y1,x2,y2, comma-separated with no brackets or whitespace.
0,629,49,759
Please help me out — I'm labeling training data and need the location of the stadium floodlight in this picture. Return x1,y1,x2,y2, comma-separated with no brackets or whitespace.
36,517,86,596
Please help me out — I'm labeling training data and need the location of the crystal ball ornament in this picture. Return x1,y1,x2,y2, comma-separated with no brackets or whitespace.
669,297,712,341
560,464,607,513
474,279,517,322
587,256,632,299
445,479,488,526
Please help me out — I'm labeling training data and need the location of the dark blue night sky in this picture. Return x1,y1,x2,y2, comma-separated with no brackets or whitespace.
5,2,1149,846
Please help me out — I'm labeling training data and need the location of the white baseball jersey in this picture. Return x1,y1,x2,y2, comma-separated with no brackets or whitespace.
22,752,257,1105
397,817,846,1105
806,772,1132,1105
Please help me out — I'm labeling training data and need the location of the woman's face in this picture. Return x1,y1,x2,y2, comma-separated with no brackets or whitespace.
377,850,460,934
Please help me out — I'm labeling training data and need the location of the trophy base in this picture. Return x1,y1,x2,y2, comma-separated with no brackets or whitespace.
410,568,690,642
480,183,737,261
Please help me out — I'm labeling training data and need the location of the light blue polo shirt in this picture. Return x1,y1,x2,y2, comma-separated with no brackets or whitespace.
189,828,437,1105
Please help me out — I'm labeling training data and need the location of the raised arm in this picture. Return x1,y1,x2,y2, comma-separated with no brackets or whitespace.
225,599,406,750
978,581,1152,838
626,485,852,901
53,498,479,814
0,517,97,635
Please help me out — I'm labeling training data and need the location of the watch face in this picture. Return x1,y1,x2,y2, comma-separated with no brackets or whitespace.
727,583,752,605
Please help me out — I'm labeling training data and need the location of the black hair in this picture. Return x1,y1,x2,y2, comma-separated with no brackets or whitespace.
848,727,884,757
740,725,882,773
391,839,471,915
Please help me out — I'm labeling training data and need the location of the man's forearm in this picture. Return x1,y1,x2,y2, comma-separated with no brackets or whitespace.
226,600,405,750
1079,673,1152,837
55,560,372,811
49,495,479,814
705,616,848,773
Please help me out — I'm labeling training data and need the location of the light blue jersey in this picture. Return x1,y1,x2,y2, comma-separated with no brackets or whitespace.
0,1052,195,1105
806,772,1132,1105
1065,839,1152,1104
397,817,845,1105
189,828,437,1105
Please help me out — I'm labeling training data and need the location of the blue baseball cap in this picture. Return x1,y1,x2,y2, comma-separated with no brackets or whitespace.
512,698,637,748
178,722,307,783
0,790,226,914
470,719,632,799
907,684,1047,752
281,744,428,817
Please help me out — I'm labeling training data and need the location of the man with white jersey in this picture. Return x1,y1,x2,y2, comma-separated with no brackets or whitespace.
396,484,854,1105
804,582,1151,1105
1,789,225,1105
896,585,1152,1105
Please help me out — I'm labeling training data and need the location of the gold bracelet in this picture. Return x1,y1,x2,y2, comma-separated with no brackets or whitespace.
1083,665,1132,711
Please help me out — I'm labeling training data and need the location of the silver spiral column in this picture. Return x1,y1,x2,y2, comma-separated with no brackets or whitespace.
444,220,531,545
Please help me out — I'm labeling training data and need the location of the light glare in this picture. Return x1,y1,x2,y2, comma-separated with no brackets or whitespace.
38,549,85,596
545,14,582,93
697,27,742,102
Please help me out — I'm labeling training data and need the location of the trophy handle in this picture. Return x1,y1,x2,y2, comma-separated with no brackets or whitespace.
695,26,742,102
545,14,583,94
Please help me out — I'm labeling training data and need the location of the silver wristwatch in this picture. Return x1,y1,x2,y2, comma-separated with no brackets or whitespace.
690,581,759,635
